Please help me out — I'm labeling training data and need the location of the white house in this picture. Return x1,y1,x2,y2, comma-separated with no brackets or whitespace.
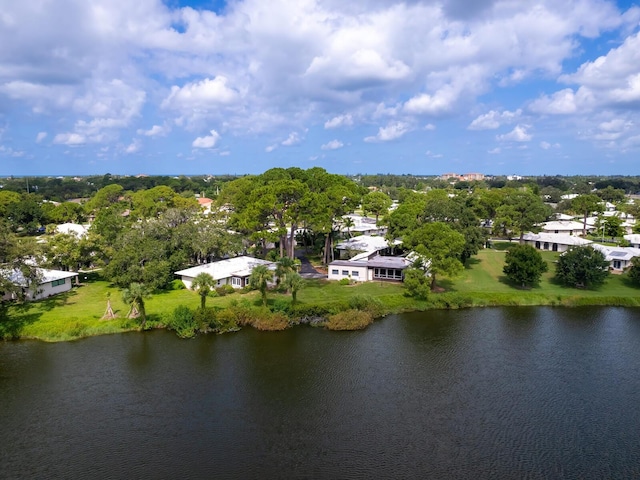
175,256,276,290
197,197,213,214
554,213,576,221
328,254,412,282
340,215,386,236
335,235,401,259
541,220,589,236
591,244,640,272
3,268,78,301
522,232,592,252
624,234,640,248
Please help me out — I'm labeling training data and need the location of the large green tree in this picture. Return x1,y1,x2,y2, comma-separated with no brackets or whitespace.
555,246,610,288
495,190,550,242
571,194,603,236
406,222,465,290
362,191,392,223
628,257,640,286
503,244,548,288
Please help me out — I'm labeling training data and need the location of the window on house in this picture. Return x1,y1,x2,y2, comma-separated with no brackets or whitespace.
373,268,403,280
231,277,242,286
51,279,66,287
331,269,339,275
351,271,359,277
342,270,349,276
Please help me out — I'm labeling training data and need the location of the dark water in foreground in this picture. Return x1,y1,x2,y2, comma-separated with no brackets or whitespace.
2,307,640,479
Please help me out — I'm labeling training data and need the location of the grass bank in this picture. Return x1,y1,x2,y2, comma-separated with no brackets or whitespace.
3,249,639,342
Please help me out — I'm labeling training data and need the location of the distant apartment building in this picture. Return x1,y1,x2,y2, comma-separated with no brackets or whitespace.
440,172,485,182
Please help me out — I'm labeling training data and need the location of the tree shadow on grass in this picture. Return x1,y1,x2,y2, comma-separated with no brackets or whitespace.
464,257,481,269
36,290,78,312
0,305,42,339
437,279,457,292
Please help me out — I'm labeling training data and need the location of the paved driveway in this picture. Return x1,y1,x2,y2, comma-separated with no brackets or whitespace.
295,250,327,279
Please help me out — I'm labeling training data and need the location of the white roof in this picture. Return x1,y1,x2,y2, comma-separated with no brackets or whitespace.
554,213,575,221
174,256,275,280
335,235,400,252
591,244,640,262
624,234,640,244
339,215,382,233
541,221,585,231
5,268,78,287
55,223,89,237
523,232,593,246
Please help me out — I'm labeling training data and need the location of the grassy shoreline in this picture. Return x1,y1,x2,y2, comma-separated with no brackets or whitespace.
3,249,639,342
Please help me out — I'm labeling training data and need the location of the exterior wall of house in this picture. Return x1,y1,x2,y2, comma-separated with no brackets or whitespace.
524,239,571,253
30,276,75,300
609,259,631,272
328,264,369,282
181,275,247,289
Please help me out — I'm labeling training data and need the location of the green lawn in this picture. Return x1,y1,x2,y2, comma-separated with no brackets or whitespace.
3,251,640,342
450,248,640,305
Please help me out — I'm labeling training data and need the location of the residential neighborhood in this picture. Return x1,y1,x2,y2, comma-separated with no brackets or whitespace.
2,171,640,313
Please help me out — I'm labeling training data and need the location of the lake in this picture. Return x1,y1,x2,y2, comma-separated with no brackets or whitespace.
2,307,640,479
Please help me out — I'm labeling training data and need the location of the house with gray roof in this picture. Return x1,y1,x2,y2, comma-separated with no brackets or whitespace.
328,252,413,283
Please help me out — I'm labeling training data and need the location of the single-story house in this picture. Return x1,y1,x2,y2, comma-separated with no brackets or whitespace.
328,253,413,282
335,235,401,259
197,197,213,214
175,256,276,290
624,234,640,248
591,244,640,272
554,213,576,221
339,215,386,236
522,232,593,252
3,268,78,301
541,221,589,236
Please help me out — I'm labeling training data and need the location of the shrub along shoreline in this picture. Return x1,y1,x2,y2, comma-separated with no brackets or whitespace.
2,249,640,342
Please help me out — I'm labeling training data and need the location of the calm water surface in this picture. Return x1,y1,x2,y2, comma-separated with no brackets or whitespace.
2,307,640,479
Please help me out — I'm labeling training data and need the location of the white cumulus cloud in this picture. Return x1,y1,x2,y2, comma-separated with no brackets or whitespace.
468,109,522,130
364,122,411,142
282,132,302,146
163,77,239,109
325,114,354,129
192,130,220,148
137,125,168,137
497,125,532,142
321,139,343,150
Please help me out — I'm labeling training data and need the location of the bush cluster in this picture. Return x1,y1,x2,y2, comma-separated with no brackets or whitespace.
325,309,374,330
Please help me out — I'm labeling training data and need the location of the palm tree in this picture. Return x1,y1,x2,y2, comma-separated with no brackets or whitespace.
285,272,304,306
342,216,355,238
275,256,301,290
122,282,150,329
249,264,273,307
191,272,216,310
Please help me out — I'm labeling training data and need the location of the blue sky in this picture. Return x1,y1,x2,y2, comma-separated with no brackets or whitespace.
1,0,639,176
